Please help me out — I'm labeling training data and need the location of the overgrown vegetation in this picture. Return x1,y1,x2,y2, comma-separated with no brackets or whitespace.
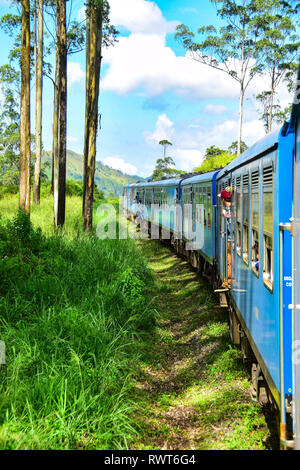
0,206,156,449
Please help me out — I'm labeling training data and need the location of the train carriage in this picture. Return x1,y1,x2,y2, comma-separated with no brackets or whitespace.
126,177,184,237
216,128,294,445
291,68,300,449
180,171,219,265
122,64,300,448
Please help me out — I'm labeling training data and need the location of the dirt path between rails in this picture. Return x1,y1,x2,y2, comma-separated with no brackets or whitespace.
130,240,279,450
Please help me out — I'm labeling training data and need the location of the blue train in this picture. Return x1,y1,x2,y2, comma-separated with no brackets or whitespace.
123,67,300,449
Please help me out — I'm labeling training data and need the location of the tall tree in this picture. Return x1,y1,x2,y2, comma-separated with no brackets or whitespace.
19,0,31,214
175,0,262,156
256,90,292,132
159,139,172,159
83,0,103,230
82,0,118,230
0,64,20,185
194,146,235,172
53,0,67,229
33,0,43,204
151,156,183,180
251,0,300,132
46,1,85,196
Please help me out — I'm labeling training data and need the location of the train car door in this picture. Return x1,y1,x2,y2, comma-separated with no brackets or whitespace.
293,78,300,450
219,179,232,286
216,182,226,283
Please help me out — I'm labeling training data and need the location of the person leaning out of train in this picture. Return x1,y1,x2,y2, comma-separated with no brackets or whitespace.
220,187,232,289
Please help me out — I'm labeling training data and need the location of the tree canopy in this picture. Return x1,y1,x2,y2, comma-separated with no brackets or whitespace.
151,156,183,181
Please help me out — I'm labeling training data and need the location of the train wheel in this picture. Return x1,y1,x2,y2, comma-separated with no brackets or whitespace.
240,332,252,364
229,309,240,346
251,363,269,406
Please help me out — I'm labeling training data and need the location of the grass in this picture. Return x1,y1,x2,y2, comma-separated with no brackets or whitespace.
0,197,156,449
129,240,279,450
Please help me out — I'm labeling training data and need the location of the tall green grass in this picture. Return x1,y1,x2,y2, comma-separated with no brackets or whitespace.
0,206,156,449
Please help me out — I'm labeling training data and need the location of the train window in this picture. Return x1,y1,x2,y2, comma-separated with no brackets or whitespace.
251,170,259,276
242,173,249,264
231,179,235,250
263,165,273,290
203,187,207,226
207,190,211,228
218,184,222,234
198,187,202,223
235,176,241,255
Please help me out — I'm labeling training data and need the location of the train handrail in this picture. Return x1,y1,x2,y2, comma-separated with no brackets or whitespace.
279,222,294,449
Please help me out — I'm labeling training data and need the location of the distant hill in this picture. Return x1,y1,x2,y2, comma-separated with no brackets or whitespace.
43,150,144,196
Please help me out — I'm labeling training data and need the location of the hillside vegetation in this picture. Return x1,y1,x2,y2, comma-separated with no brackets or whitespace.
42,150,144,197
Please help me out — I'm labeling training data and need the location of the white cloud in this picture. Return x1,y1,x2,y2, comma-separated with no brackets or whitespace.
144,113,174,147
174,148,204,171
67,136,80,144
204,104,228,114
77,7,85,22
143,111,268,174
102,33,238,99
109,0,178,34
68,61,85,87
102,156,137,175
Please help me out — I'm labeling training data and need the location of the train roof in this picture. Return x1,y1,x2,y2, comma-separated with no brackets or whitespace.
130,177,183,188
217,127,280,179
128,169,222,189
181,170,219,186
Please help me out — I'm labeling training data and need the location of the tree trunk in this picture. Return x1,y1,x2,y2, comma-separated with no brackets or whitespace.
19,0,31,214
83,3,103,230
237,86,244,157
268,64,276,133
82,11,91,218
54,0,67,229
51,44,59,196
33,0,43,204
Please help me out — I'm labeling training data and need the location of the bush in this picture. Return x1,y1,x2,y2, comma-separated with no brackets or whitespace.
0,184,19,198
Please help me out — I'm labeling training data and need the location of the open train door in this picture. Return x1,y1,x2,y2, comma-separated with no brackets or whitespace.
293,65,300,450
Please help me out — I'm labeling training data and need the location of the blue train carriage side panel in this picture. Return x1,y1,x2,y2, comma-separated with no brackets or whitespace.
277,126,294,420
181,171,219,264
217,129,293,410
291,68,300,449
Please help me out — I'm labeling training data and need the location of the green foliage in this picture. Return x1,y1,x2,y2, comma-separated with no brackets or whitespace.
251,0,300,130
85,0,119,48
42,150,142,197
256,91,293,132
0,63,20,185
194,146,236,172
151,156,183,180
0,210,156,449
175,1,263,81
228,140,248,154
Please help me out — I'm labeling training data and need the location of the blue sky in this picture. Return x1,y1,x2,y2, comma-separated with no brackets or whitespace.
0,0,294,177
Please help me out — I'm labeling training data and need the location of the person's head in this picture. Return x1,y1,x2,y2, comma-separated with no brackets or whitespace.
253,241,259,258
221,187,232,207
